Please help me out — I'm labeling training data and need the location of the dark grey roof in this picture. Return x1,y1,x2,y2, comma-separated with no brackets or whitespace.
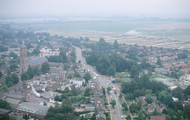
85,113,91,118
17,102,49,116
96,113,106,120
6,98,20,105
96,106,106,112
29,57,48,66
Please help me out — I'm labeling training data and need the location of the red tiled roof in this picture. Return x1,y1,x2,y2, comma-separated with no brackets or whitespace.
164,65,172,68
180,68,190,72
117,51,121,54
150,116,165,120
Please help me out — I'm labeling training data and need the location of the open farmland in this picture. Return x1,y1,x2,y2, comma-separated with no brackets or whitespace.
10,20,190,50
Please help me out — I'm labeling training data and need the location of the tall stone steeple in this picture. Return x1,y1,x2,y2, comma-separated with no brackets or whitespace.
19,41,29,75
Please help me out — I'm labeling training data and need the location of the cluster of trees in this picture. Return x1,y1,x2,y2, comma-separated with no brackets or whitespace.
9,51,18,59
21,62,50,81
0,45,8,52
121,73,167,100
0,99,11,120
47,47,67,63
45,98,75,120
4,73,19,88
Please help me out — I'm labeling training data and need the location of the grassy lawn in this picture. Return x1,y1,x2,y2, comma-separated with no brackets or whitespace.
122,109,128,115
77,93,84,98
92,66,96,69
153,73,168,79
118,97,123,105
105,98,108,104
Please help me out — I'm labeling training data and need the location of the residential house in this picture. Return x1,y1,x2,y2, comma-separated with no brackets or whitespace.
160,103,168,110
95,98,104,108
150,116,165,120
164,65,173,70
85,113,92,119
70,77,85,87
96,112,106,120
96,106,106,113
136,96,147,106
154,68,169,75
85,104,95,111
17,102,49,119
145,103,161,115
179,68,190,74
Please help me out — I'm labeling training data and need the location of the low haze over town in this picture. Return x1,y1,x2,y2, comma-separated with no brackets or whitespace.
0,0,190,120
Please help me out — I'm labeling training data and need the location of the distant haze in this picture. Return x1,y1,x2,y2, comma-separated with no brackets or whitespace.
0,0,190,18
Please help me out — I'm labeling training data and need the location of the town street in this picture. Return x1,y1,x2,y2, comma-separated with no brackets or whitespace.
75,46,124,120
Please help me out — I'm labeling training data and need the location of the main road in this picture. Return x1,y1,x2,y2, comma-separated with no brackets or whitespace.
75,46,123,120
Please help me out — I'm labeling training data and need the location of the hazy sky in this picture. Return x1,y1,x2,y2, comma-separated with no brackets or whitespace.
0,0,190,18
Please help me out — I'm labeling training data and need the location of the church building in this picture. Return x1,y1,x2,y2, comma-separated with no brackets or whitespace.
19,41,29,75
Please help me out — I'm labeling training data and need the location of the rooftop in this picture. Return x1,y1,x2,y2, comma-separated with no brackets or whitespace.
6,98,20,105
17,102,49,116
29,57,48,66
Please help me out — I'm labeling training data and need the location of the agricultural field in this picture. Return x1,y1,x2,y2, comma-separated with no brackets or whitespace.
8,20,190,50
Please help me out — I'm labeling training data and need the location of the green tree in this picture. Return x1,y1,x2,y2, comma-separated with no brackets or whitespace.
7,81,13,87
145,95,153,104
5,75,14,84
41,62,50,74
113,40,119,49
73,72,81,77
32,48,40,55
0,71,2,78
0,99,10,109
157,57,162,65
163,95,174,107
80,115,85,120
83,72,91,82
115,77,121,83
6,68,11,75
172,72,179,79
33,66,40,76
11,73,19,84
84,88,91,96
96,55,111,75
64,87,69,93
26,65,34,79
130,65,139,78
9,51,18,59
71,85,77,96
129,103,137,113
21,72,29,81
110,100,116,108
117,73,122,78
107,87,111,92
153,108,158,115
9,63,18,72
107,65,116,77
172,86,183,100
138,110,143,120
1,114,10,120
0,84,7,91
102,87,105,95
126,115,131,120
145,89,152,95
67,74,72,79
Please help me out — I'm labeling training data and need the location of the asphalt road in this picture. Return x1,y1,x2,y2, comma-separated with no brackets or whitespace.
75,46,123,120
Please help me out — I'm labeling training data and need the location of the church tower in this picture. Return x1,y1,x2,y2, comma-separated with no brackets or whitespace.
19,41,29,75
